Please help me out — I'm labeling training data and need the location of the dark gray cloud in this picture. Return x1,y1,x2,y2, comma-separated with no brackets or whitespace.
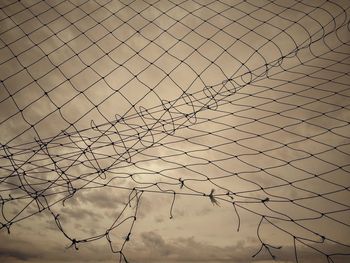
0,242,40,261
0,231,113,263
127,231,350,263
1,227,349,263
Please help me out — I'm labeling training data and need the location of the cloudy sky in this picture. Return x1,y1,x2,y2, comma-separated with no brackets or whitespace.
0,0,350,262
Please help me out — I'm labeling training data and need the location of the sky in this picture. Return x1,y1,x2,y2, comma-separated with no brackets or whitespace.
0,0,350,262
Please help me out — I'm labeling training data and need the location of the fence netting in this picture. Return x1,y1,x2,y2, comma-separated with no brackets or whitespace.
0,0,349,262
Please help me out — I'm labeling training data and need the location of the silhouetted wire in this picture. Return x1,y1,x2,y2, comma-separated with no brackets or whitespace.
0,0,350,262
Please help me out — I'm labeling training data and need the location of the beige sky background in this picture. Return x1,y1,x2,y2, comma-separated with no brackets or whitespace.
0,0,350,262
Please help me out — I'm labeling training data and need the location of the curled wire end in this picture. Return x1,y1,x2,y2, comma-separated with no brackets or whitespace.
6,224,11,234
90,119,98,131
261,197,270,203
209,189,220,206
67,239,79,250
179,178,184,189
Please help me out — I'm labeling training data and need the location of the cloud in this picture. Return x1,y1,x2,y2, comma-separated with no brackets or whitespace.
1,211,349,263
127,231,253,262
77,188,129,209
124,232,350,263
0,231,114,263
0,233,43,262
0,244,39,261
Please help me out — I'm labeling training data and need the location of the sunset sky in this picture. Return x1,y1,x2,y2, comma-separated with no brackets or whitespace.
0,0,349,262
